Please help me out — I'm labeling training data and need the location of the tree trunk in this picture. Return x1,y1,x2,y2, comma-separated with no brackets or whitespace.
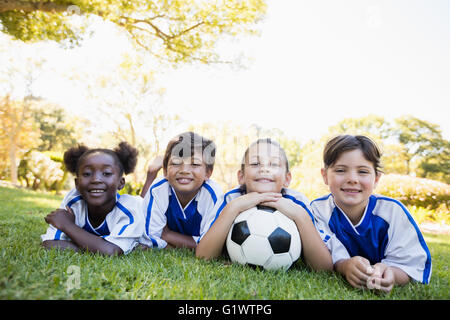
8,140,18,185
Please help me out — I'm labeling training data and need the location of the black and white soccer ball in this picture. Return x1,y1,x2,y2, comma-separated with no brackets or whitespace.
226,205,301,271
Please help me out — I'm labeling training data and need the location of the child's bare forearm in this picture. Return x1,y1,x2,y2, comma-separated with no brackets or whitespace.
293,213,333,271
162,228,197,249
61,223,123,256
196,203,239,259
42,240,80,252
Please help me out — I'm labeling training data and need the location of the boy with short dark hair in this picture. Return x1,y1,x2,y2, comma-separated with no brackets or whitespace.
139,132,222,249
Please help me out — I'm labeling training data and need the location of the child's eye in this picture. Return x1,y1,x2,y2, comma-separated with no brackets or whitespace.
249,162,259,167
170,159,182,165
334,169,345,173
103,172,113,177
82,172,91,177
270,162,281,167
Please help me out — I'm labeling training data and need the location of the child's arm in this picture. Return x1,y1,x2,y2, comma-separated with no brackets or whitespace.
42,240,80,251
161,226,197,249
196,192,282,260
262,197,333,271
140,156,163,197
44,207,123,256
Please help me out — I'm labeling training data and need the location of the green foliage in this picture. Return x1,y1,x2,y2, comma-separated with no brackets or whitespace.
0,0,267,65
375,174,450,221
0,9,85,47
18,150,64,190
32,105,78,152
393,116,450,182
119,181,143,196
1,186,449,300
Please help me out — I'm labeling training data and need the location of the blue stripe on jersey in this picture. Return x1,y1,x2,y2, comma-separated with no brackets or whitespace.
377,197,432,284
282,194,314,222
311,193,333,204
54,229,62,240
202,182,218,204
116,201,134,236
145,179,168,247
67,195,82,208
208,188,242,229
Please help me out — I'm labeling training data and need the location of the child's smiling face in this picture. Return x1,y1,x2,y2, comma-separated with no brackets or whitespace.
75,152,125,215
238,142,291,193
164,148,212,206
321,149,381,220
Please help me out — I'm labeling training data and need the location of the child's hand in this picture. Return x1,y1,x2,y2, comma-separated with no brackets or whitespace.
367,263,395,293
338,256,375,289
148,155,163,174
230,192,282,214
44,206,76,231
261,197,307,221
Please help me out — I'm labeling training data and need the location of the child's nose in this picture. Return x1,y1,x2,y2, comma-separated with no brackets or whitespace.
259,163,270,172
347,171,358,183
92,171,103,182
180,162,191,172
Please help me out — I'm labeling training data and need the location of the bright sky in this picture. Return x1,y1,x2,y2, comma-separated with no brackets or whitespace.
4,0,450,142
157,0,450,141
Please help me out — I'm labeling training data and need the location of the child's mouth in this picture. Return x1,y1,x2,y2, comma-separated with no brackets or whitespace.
341,188,361,193
177,178,193,184
256,178,274,183
89,189,106,194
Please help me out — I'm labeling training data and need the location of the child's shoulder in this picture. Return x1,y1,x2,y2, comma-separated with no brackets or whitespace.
282,188,310,203
117,193,143,206
62,188,83,207
202,178,223,194
223,186,244,202
310,193,335,217
370,194,411,220
371,194,406,208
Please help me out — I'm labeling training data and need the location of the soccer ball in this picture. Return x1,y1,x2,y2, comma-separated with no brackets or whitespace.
226,205,301,271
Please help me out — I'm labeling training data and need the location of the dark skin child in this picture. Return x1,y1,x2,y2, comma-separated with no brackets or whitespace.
42,152,125,256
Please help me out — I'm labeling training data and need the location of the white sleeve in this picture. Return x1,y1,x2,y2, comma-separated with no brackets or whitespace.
310,201,351,264
380,201,432,284
41,223,70,242
139,187,168,249
104,196,145,255
195,196,224,244
41,188,79,242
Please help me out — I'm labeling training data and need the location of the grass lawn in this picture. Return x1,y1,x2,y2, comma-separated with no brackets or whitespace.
0,185,449,300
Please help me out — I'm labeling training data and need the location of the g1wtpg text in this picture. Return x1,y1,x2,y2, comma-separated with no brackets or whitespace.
177,303,272,317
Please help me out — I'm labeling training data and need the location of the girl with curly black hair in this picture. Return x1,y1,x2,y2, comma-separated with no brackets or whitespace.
41,141,144,256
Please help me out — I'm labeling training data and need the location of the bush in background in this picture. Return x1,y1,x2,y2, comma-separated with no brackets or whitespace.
376,174,449,224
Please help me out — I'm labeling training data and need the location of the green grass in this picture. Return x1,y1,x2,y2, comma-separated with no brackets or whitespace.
0,186,449,300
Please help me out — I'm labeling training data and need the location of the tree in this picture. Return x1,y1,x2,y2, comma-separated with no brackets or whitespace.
32,103,78,152
394,116,450,182
326,114,392,140
0,95,41,184
0,0,267,65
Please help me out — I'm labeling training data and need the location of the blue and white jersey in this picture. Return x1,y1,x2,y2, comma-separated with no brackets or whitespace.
210,186,331,243
139,177,223,248
41,188,144,255
311,193,432,284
